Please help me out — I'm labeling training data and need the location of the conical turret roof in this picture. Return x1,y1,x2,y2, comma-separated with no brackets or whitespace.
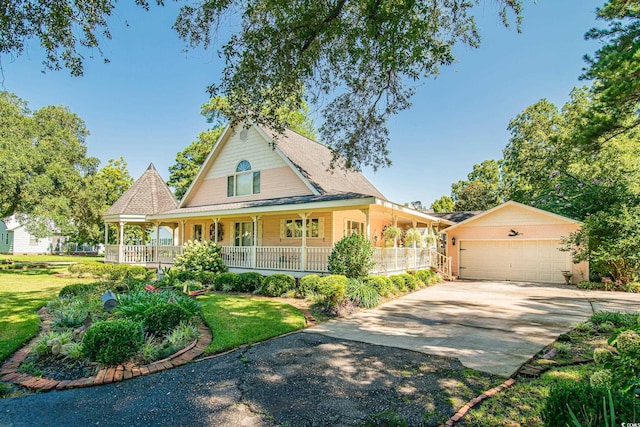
104,163,178,216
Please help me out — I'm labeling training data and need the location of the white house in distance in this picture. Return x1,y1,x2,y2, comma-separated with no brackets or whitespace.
0,216,62,255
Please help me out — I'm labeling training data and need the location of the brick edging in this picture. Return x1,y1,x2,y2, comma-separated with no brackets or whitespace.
439,378,516,426
0,310,212,392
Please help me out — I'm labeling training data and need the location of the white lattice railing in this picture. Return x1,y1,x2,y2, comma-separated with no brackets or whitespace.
106,244,451,278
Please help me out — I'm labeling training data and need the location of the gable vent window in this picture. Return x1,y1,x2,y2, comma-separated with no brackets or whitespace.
227,160,260,197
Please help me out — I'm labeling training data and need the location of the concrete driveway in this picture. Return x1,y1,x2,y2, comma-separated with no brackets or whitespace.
306,280,640,377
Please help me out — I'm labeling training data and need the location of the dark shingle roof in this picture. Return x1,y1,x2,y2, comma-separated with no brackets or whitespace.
105,163,178,216
429,211,484,223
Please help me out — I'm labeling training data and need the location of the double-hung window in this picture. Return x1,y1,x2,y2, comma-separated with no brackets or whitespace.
227,160,260,197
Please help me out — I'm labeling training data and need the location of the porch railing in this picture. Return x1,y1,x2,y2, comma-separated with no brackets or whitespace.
105,244,451,278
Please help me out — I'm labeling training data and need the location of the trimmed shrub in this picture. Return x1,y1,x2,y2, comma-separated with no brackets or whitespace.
316,275,349,311
347,279,381,309
67,263,154,281
58,282,105,298
415,269,439,286
327,234,375,278
259,274,296,297
237,272,264,293
214,272,240,292
143,303,190,334
173,240,227,273
362,275,394,297
82,319,144,364
542,382,638,426
299,274,323,298
389,275,408,292
197,271,217,286
399,273,419,291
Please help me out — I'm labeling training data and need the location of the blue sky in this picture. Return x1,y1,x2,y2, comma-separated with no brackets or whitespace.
1,0,603,207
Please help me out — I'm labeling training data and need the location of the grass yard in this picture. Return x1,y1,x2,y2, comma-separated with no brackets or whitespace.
198,293,307,354
0,266,94,362
0,254,103,263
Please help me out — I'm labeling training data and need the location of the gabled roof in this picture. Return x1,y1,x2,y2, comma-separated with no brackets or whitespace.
104,163,178,217
262,127,387,200
179,122,386,208
442,200,581,232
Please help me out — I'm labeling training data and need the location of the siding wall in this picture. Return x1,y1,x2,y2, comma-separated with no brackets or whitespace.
12,226,53,254
446,204,588,283
184,126,313,207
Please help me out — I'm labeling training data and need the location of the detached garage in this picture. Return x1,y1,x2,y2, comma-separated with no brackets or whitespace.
444,201,588,284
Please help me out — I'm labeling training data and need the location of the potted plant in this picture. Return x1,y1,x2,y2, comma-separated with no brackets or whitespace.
561,270,573,285
382,225,403,248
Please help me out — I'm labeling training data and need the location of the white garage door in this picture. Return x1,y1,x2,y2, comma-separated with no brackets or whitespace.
459,240,571,284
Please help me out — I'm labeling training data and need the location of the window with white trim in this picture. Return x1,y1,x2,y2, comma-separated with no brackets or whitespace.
29,236,39,246
193,224,204,241
345,220,364,236
280,218,324,239
227,160,260,197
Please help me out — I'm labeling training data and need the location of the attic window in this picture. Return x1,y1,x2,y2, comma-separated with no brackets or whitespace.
228,160,260,197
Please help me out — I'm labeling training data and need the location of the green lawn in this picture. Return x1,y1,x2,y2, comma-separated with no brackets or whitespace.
0,254,103,263
198,293,307,354
0,266,94,362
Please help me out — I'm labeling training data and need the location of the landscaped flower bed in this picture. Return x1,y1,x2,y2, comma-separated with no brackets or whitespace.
16,279,203,381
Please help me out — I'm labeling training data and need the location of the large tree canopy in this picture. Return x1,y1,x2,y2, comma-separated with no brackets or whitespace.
0,91,99,236
1,0,521,170
578,0,640,147
0,91,134,242
450,160,503,211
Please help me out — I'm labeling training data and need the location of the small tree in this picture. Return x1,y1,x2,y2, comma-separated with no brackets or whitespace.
173,240,227,273
328,234,375,279
565,205,640,283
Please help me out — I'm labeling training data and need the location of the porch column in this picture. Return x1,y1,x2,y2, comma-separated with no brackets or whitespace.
213,218,220,244
104,223,109,246
299,213,308,271
118,221,124,263
181,220,186,245
251,216,259,268
155,222,160,264
360,209,370,241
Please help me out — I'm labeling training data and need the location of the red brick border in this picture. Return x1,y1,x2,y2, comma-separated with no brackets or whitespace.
438,378,516,427
0,309,212,392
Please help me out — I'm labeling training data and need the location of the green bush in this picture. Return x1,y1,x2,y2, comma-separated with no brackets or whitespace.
116,290,200,321
67,263,154,281
173,240,227,273
542,382,638,426
316,275,349,311
82,319,144,364
389,275,408,292
58,282,105,298
196,271,217,286
327,234,375,278
143,303,190,334
362,275,394,297
590,311,639,328
415,269,440,286
299,274,323,298
214,272,240,292
399,273,419,291
237,272,264,293
347,279,381,309
259,274,296,297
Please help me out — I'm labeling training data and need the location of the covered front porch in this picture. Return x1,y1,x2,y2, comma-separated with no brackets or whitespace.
104,244,452,278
